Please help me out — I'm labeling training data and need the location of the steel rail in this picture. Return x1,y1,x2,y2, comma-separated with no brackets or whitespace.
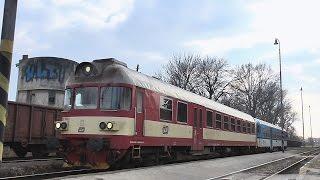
263,151,319,180
207,148,319,180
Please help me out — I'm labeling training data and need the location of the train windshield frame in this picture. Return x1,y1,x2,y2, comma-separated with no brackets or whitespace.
64,88,73,110
74,87,99,109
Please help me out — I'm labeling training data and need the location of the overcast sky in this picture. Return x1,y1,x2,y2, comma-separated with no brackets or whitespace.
1,0,319,138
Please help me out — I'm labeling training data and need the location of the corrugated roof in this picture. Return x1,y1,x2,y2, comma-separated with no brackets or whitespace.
101,64,255,122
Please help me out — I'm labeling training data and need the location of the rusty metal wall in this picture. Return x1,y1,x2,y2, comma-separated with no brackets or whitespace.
4,101,62,145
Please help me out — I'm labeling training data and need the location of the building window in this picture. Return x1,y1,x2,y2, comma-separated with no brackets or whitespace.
231,118,236,131
216,113,222,129
160,96,172,121
48,90,56,105
224,116,229,130
100,87,131,110
206,110,213,127
177,102,188,123
136,90,143,113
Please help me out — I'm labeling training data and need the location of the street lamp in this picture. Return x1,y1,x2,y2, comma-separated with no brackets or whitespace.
274,38,284,153
309,105,313,147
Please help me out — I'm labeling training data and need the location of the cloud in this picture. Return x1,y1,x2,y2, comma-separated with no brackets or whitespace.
183,0,320,56
21,0,135,31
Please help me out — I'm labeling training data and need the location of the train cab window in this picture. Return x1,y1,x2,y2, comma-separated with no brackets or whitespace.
224,116,229,130
100,87,132,110
216,113,222,129
75,87,98,109
64,88,72,110
160,96,173,121
206,110,213,127
242,121,247,133
177,102,188,123
136,90,143,113
236,119,241,132
231,118,236,131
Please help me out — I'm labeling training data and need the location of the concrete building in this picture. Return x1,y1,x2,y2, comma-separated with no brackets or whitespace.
16,55,78,108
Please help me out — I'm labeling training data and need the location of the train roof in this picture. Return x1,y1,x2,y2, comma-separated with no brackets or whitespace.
255,118,283,130
68,59,255,122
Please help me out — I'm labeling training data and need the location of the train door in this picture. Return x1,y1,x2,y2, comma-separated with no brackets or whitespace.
192,107,204,151
135,88,145,137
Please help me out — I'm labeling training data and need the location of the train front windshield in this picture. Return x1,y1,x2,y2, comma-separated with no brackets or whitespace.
74,87,98,109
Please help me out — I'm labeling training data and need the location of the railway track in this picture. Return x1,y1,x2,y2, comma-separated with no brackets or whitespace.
1,148,318,180
2,157,63,164
208,148,320,180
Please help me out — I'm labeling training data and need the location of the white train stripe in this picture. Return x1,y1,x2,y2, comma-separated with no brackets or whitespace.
203,128,256,142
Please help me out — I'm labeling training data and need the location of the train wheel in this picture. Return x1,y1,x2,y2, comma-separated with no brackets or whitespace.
12,144,28,158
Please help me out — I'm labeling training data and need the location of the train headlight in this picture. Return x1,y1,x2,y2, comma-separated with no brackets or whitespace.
55,122,61,129
99,122,107,130
85,66,91,73
106,122,113,130
100,121,119,131
61,122,68,130
55,121,68,131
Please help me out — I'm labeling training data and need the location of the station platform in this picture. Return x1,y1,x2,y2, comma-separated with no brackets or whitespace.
300,153,320,176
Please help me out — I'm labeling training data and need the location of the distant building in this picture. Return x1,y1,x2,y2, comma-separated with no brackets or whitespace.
16,55,78,108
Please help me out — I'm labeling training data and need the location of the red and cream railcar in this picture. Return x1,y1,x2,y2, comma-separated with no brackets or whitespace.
56,58,256,168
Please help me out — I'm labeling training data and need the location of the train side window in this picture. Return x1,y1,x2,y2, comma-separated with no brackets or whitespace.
247,122,251,134
199,109,203,127
251,123,255,134
194,108,198,127
177,102,188,123
242,121,247,133
206,110,213,127
136,90,143,113
160,96,173,121
224,116,229,130
231,118,236,131
236,119,241,132
216,113,222,129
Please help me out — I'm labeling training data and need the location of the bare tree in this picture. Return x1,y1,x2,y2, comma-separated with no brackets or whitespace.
197,57,231,101
161,54,201,92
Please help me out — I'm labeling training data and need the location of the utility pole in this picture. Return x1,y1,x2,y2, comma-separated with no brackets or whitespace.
274,38,284,153
0,0,18,162
300,87,305,144
309,105,313,147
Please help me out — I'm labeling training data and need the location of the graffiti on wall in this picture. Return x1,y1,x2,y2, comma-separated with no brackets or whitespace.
22,60,69,83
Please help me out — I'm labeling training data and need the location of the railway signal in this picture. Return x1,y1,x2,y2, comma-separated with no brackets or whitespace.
0,0,18,162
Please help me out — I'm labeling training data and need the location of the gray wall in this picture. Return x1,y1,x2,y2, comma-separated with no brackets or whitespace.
16,56,78,108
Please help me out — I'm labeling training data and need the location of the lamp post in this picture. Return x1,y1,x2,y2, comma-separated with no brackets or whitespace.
300,87,305,144
309,105,313,147
274,38,284,153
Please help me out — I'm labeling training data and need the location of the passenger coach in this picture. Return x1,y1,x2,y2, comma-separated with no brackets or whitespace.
56,58,262,168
